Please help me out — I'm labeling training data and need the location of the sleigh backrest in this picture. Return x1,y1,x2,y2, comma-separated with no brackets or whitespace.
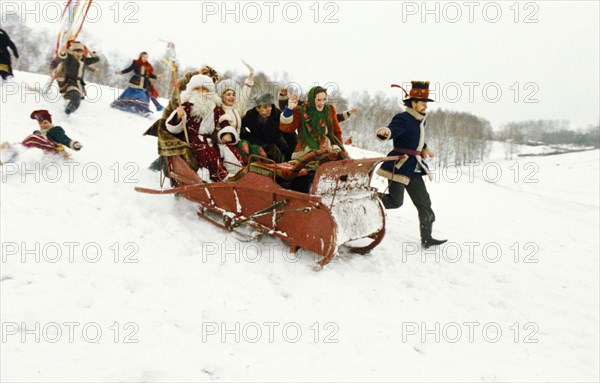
311,156,401,195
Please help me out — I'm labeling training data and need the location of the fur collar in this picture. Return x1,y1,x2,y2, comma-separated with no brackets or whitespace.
406,107,425,121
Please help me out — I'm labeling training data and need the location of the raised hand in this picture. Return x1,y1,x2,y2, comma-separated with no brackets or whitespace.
288,93,298,110
241,59,254,75
241,59,254,83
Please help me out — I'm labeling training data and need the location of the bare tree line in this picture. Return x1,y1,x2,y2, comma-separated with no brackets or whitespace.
4,14,596,164
497,120,600,159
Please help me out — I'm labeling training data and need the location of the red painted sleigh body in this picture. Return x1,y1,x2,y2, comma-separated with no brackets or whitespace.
136,155,400,268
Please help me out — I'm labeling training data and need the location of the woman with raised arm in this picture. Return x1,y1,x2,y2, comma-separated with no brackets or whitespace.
278,85,349,193
216,60,267,164
111,52,164,117
280,85,348,162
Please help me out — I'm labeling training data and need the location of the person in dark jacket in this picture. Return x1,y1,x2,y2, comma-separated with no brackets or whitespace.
22,110,83,155
241,93,296,162
49,40,99,90
0,28,18,80
58,41,100,115
376,81,446,248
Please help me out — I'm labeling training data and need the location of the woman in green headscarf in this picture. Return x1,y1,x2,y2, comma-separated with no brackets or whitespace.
280,86,348,162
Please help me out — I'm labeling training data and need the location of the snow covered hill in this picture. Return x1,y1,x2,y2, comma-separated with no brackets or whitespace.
1,72,599,382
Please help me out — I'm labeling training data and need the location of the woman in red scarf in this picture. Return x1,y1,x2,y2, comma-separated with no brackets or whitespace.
280,86,349,162
279,86,349,192
111,52,164,117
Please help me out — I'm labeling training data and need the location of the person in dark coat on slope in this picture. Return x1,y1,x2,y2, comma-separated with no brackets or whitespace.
58,41,100,115
0,28,18,80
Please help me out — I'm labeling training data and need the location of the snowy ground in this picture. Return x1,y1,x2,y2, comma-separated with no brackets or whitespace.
1,72,599,382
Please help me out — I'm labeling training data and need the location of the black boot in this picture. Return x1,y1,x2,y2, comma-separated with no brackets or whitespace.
420,223,447,249
148,156,162,171
421,237,448,248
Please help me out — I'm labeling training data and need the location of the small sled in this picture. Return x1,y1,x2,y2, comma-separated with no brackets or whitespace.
136,155,400,268
0,140,72,165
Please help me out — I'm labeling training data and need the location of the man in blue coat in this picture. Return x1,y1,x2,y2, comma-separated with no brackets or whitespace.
376,81,446,248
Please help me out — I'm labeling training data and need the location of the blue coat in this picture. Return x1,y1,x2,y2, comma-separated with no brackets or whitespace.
377,111,429,184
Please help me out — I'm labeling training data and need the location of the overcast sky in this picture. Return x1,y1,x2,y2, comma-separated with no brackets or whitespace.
4,0,599,129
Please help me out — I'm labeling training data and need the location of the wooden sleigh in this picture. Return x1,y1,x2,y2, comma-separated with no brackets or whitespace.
136,154,400,268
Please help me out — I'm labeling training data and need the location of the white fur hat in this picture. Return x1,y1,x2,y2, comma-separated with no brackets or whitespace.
186,74,215,93
216,79,240,96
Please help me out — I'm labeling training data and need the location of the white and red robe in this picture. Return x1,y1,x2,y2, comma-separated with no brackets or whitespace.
166,102,242,182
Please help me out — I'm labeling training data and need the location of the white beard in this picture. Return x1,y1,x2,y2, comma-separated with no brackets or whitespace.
180,89,222,119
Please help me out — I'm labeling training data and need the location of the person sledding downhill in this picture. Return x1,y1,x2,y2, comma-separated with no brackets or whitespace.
376,81,447,249
0,110,83,164
280,85,349,161
241,92,296,163
279,85,349,192
164,73,242,182
24,110,83,155
58,41,100,115
144,66,218,174
111,52,164,117
216,61,267,166
137,81,397,268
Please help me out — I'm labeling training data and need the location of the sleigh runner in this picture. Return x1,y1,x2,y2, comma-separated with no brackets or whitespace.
136,154,399,268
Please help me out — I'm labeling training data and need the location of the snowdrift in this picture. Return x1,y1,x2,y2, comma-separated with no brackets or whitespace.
1,72,598,382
